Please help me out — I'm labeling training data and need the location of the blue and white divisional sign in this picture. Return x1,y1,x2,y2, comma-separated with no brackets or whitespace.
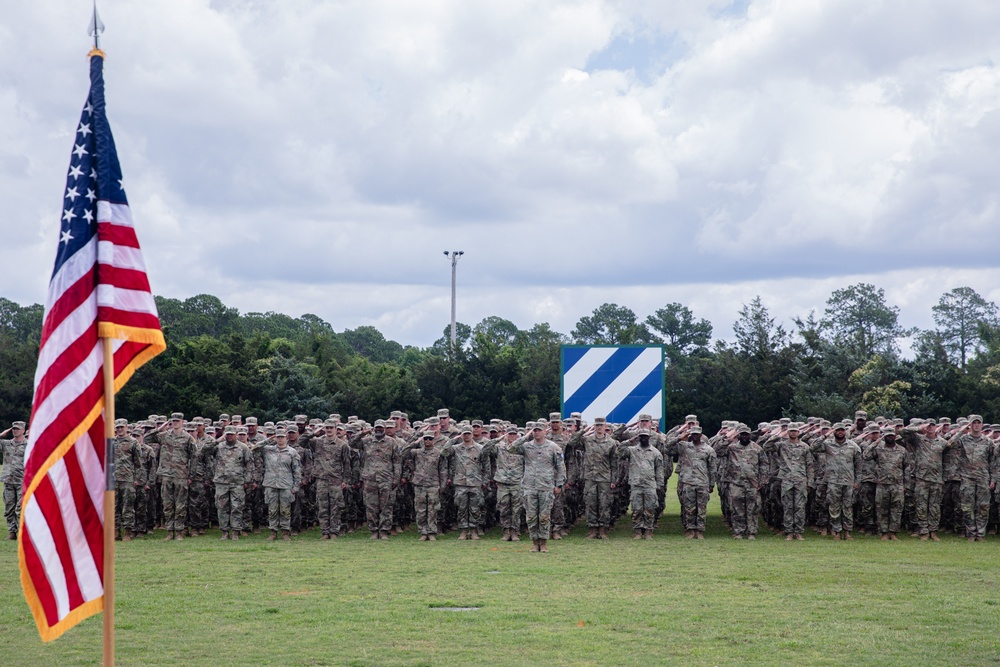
560,345,665,428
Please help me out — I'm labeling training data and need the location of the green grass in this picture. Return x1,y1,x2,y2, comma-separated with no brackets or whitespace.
3,483,1000,666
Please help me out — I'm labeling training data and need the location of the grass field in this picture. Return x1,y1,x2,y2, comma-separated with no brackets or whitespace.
3,484,1000,667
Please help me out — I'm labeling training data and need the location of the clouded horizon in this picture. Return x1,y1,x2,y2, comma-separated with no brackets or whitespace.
3,0,999,348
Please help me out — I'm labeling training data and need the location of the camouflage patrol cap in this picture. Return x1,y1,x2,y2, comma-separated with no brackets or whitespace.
855,410,868,420
688,426,703,435
236,426,248,434
787,422,802,432
425,416,440,426
938,417,951,425
638,414,654,422
506,425,519,434
909,418,924,427
833,423,847,431
969,414,984,423
390,411,402,419
275,428,287,437
758,422,769,430
806,417,819,425
114,419,127,428
184,423,196,431
336,424,346,432
819,419,831,428
422,432,435,439
488,424,500,433
374,419,386,428
530,422,543,431
736,425,751,434
294,415,307,423
324,419,338,427
779,417,790,425
863,424,879,433
231,415,242,424
460,425,473,434
892,419,903,426
549,412,562,422
263,425,276,434
328,414,342,421
219,413,231,421
684,414,698,423
471,419,483,427
881,426,896,436
925,418,937,425
223,426,236,435
400,413,409,421
170,412,184,421
570,412,583,421
411,421,424,429
348,416,358,423
437,409,450,418
245,417,258,426
593,416,606,424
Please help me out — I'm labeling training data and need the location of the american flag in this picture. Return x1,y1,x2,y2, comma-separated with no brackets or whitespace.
19,52,165,642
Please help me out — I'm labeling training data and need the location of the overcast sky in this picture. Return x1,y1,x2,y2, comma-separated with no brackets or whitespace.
3,0,1000,348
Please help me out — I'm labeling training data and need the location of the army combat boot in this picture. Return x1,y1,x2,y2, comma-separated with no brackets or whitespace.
530,539,540,553
539,539,549,553
231,532,239,541
163,530,174,541
220,531,229,541
470,531,480,541
509,530,520,542
458,530,468,540
269,530,278,541
599,527,609,539
586,528,598,539
282,530,291,541
122,530,131,542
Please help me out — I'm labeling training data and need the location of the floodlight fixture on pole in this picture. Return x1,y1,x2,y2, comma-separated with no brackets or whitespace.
443,251,464,351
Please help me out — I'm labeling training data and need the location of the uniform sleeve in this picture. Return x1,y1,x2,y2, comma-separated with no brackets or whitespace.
655,453,664,489
554,449,567,487
708,450,717,489
292,452,303,489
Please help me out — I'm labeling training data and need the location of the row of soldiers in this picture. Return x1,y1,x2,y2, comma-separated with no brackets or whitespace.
3,409,998,546
689,411,1000,542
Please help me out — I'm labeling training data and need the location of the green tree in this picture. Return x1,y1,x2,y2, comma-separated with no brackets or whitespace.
645,303,712,361
932,286,999,369
821,283,911,359
571,303,653,345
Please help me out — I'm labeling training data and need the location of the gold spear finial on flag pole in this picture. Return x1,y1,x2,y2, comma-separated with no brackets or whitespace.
88,0,106,59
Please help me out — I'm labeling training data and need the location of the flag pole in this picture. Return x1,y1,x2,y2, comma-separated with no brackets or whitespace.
102,337,115,667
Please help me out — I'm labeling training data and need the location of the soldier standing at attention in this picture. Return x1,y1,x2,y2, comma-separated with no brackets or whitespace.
723,425,767,540
809,423,862,541
763,422,812,541
483,425,525,541
863,427,908,540
308,419,353,540
0,421,28,540
448,425,489,540
255,428,303,541
618,429,666,540
507,422,566,553
670,425,715,540
403,429,450,540
349,420,402,540
949,415,995,541
112,419,141,541
899,420,947,541
144,413,197,541
200,426,253,540
568,416,619,539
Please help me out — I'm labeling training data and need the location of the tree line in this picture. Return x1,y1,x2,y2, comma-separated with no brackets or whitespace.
0,283,998,428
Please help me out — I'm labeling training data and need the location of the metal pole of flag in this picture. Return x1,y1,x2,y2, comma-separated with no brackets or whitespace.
101,339,116,667
89,8,115,666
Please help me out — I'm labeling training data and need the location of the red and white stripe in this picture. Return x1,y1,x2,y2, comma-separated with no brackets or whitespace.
20,200,164,641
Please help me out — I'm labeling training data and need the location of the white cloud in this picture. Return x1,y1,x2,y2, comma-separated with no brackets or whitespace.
1,0,999,347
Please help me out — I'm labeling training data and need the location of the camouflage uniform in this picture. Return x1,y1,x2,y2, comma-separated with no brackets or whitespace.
256,442,303,532
508,436,566,541
763,434,813,536
483,435,525,534
671,439,716,534
950,432,994,538
809,435,862,534
723,440,767,537
862,439,907,535
144,428,197,533
350,431,402,535
548,429,571,534
186,437,209,533
446,438,489,532
900,428,946,535
1,436,27,537
113,432,141,535
618,440,665,533
942,434,962,531
570,432,619,531
134,440,154,534
309,432,352,537
200,438,252,532
404,438,449,536
290,439,312,533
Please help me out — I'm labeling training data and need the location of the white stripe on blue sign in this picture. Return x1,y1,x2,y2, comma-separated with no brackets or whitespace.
561,345,664,426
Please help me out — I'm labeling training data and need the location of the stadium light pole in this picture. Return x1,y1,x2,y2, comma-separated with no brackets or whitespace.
443,251,464,351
